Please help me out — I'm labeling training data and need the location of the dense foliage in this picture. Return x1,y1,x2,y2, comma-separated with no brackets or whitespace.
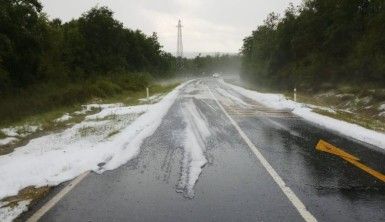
181,54,241,76
0,0,175,94
0,0,180,124
241,0,385,91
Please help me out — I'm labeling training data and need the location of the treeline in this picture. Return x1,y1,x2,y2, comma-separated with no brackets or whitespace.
0,0,175,94
241,0,385,91
181,54,241,76
0,0,179,123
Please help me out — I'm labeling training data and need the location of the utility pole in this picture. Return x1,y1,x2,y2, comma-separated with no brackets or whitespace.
176,19,183,70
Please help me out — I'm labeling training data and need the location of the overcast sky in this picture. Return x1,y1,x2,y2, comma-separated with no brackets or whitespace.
41,0,302,55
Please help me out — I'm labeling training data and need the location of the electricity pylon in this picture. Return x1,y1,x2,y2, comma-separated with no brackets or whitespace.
176,19,183,70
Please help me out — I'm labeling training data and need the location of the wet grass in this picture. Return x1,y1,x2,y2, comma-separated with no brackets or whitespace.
2,186,51,208
0,106,84,132
291,92,385,133
314,109,385,132
107,130,120,138
78,126,98,137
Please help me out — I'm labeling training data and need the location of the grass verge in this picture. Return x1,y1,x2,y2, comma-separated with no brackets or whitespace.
0,73,179,130
289,92,385,133
0,81,179,153
0,76,179,155
0,73,151,127
226,78,384,133
313,108,385,132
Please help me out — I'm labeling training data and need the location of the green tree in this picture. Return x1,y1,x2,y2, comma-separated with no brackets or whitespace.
241,0,385,91
0,0,48,88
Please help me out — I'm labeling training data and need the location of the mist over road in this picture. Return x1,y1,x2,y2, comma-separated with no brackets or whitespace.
25,78,385,222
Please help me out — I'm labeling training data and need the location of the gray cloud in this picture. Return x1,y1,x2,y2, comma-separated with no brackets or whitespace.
41,0,302,54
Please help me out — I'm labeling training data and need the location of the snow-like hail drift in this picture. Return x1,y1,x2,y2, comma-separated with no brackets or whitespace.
176,98,211,198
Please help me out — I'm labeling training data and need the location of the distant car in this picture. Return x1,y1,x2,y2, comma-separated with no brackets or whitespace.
212,73,220,78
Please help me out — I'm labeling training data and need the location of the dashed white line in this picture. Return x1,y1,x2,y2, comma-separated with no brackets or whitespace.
207,86,317,222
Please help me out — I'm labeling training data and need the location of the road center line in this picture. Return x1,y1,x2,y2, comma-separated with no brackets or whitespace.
207,86,317,222
26,171,90,222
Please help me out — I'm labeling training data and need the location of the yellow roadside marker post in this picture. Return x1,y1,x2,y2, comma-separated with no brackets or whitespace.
316,139,385,183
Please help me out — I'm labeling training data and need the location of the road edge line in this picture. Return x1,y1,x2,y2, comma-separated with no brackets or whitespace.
207,86,317,222
26,171,90,222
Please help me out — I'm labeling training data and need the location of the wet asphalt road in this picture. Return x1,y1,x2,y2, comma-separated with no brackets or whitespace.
27,78,385,221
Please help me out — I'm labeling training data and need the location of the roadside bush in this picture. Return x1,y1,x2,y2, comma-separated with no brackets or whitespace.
115,73,152,91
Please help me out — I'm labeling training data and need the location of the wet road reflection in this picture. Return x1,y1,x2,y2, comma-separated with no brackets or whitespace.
34,78,385,222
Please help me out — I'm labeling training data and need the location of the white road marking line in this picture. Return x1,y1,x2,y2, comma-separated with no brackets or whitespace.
26,171,90,222
207,86,317,222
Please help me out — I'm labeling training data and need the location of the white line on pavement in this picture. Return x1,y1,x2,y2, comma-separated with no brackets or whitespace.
207,85,317,222
26,171,90,222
